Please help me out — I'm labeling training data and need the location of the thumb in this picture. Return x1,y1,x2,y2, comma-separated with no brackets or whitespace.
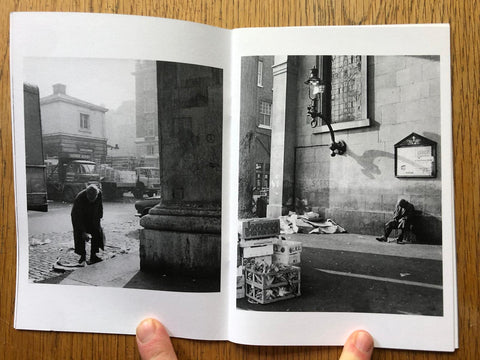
339,330,374,360
136,318,178,360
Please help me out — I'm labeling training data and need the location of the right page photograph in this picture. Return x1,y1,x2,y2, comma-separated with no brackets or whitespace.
230,25,456,351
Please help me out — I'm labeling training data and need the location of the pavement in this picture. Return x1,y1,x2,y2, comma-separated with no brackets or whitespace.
237,233,444,314
283,232,442,261
28,199,142,283
44,232,442,298
57,250,141,287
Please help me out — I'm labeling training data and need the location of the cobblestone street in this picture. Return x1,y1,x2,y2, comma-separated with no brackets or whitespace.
28,199,142,282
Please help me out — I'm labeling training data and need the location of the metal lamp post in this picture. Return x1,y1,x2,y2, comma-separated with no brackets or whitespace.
305,66,347,157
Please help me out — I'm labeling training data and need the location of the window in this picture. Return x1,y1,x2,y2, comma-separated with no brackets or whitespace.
257,60,263,87
312,55,369,134
146,144,155,155
145,119,155,137
330,55,364,124
259,101,272,127
80,113,90,130
255,162,270,190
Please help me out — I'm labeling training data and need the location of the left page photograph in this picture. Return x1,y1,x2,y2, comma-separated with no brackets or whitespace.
10,12,231,339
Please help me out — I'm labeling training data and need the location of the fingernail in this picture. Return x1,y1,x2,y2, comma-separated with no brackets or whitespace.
354,331,373,353
136,319,157,344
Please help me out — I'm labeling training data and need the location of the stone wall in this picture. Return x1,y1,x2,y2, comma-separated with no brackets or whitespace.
294,56,442,244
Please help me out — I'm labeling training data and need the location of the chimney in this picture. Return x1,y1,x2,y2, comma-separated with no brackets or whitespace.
52,83,66,95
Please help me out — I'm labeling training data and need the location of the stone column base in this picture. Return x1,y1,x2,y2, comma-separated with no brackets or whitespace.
140,229,221,277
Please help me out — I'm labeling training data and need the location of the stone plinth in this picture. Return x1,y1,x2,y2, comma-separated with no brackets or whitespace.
140,203,221,276
140,229,220,276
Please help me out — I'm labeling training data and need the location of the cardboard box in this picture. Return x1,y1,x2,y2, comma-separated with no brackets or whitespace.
237,266,243,277
273,239,302,254
236,275,245,287
236,285,245,299
236,275,246,299
273,252,301,265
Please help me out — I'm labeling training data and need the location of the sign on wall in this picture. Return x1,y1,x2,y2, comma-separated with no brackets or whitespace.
394,132,437,178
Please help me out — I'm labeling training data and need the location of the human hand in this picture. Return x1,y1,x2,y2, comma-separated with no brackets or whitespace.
136,318,373,360
82,232,90,242
136,319,177,360
339,330,374,360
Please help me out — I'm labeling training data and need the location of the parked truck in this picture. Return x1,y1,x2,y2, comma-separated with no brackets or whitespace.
133,167,161,199
45,154,102,202
98,164,137,200
24,83,48,211
98,165,160,200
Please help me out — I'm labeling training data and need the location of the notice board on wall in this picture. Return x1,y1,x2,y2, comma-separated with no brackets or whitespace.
395,132,437,178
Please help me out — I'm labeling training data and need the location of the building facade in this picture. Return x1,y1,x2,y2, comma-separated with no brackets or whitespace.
104,99,137,169
133,60,160,168
40,83,108,164
238,56,274,217
240,55,442,244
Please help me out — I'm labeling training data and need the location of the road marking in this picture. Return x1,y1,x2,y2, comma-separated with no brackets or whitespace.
315,268,443,290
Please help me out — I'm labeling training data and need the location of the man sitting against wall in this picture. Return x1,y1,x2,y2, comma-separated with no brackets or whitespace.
376,199,415,244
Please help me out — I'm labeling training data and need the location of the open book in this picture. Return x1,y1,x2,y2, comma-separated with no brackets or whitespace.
10,12,457,351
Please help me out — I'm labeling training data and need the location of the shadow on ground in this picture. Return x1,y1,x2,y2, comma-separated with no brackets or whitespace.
123,270,220,293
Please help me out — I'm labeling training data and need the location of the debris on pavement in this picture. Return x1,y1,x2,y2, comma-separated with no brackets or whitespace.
53,258,86,271
279,212,347,235
29,236,52,246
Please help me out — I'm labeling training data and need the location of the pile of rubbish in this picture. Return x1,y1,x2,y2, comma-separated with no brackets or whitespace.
279,212,347,235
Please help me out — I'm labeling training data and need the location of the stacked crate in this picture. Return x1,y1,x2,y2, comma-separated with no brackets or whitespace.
244,264,301,304
238,219,301,304
237,218,279,299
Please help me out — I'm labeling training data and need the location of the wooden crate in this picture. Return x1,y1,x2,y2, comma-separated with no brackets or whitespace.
242,244,274,258
239,236,275,248
242,255,272,268
245,266,301,304
238,218,280,240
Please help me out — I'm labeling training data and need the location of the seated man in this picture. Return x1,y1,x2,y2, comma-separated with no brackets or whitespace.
71,184,105,264
376,199,414,244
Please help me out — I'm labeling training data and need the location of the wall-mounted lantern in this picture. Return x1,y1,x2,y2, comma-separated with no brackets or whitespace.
305,66,347,157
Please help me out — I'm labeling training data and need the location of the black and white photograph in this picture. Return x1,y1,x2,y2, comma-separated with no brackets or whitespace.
24,57,223,293
236,55,444,315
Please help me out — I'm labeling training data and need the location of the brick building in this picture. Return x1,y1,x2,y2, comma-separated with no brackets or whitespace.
238,56,274,217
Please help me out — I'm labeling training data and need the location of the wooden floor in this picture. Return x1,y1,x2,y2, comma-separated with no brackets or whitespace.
1,1,478,359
